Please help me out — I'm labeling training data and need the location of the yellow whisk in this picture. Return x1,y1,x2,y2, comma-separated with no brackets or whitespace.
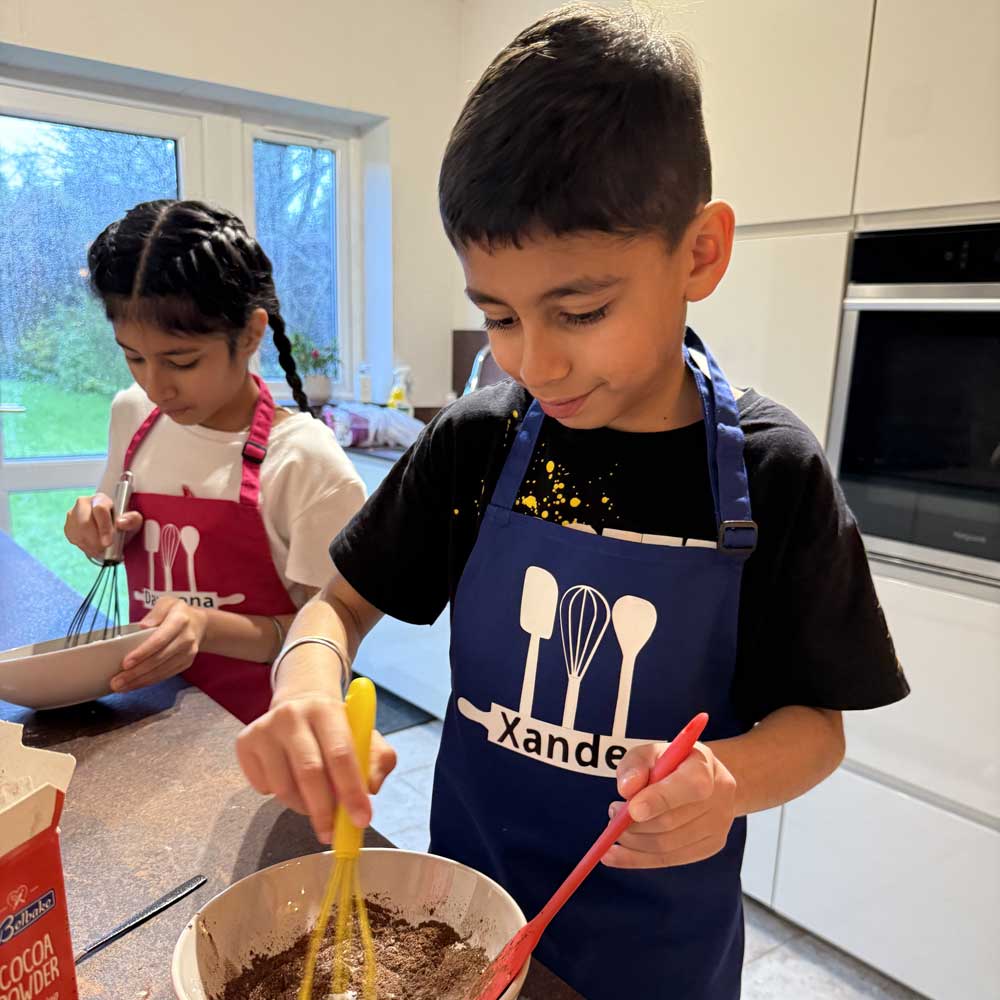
299,677,378,1000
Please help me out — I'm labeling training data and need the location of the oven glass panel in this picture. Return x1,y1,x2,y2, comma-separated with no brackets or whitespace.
839,310,1000,561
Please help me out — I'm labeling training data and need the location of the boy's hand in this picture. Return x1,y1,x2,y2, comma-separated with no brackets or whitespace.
110,597,206,693
236,693,397,843
604,741,737,869
65,492,143,560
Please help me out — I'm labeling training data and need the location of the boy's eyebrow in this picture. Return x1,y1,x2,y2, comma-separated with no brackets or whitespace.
115,338,201,357
465,274,623,308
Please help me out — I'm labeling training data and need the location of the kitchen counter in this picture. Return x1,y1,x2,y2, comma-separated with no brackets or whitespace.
0,543,581,999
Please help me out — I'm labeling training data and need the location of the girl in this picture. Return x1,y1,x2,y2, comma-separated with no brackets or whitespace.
65,199,365,723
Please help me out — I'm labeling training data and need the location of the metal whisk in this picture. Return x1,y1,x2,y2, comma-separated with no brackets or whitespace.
66,471,134,647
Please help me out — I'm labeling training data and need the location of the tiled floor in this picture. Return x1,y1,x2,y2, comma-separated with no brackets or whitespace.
379,720,925,1000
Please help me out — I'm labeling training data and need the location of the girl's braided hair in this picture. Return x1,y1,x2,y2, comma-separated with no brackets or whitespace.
88,199,309,412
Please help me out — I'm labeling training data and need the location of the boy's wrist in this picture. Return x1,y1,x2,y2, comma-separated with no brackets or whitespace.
270,638,350,700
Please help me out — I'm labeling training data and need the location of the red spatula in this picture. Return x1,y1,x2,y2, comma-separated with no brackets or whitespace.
470,711,710,1000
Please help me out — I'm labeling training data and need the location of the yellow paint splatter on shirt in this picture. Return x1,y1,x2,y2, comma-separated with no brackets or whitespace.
541,510,549,519
546,460,555,474
569,497,582,508
602,496,609,504
520,495,538,510
513,410,519,419
453,508,460,515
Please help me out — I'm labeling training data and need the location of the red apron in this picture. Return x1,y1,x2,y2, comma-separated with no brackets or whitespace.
122,376,296,723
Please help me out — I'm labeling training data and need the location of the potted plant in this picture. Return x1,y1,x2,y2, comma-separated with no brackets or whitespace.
289,332,340,406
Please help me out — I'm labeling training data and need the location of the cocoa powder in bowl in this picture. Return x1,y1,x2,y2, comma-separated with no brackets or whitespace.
215,899,490,1000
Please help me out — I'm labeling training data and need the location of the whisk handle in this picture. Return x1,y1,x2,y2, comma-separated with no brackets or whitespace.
103,471,135,563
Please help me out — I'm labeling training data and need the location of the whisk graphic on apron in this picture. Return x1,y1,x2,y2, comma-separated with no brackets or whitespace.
66,471,134,646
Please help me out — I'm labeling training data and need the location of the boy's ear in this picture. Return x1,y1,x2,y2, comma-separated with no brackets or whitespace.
683,200,735,303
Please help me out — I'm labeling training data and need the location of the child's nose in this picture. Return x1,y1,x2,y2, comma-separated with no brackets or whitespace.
144,365,176,405
519,328,571,389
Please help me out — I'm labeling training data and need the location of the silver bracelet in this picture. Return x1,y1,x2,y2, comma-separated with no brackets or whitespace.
269,636,351,695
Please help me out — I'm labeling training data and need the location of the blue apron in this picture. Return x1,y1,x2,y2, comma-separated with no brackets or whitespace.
430,330,757,1000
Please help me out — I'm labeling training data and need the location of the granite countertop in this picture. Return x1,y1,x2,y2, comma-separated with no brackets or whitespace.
0,532,581,999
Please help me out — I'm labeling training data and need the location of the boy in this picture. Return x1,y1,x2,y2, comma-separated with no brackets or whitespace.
237,6,909,997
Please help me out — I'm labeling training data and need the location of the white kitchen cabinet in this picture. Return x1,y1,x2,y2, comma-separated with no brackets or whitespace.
741,806,781,905
687,231,850,445
846,573,1000,821
679,0,874,225
774,767,1000,1000
854,0,1000,214
347,450,452,718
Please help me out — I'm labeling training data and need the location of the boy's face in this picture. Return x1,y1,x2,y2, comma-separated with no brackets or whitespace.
460,205,733,433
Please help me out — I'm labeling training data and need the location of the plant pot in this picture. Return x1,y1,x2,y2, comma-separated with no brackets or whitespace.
303,373,332,406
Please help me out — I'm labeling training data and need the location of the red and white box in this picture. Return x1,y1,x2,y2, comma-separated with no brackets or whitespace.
0,722,77,1000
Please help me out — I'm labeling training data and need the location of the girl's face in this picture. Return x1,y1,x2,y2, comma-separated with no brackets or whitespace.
114,309,267,430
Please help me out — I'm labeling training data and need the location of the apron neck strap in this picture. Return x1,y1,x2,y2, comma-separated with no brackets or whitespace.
239,374,276,506
121,374,278,508
492,401,546,511
684,328,756,556
123,407,162,472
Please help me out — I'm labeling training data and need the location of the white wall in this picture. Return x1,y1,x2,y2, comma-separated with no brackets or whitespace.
0,0,464,406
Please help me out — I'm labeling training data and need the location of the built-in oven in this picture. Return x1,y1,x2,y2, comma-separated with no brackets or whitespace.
827,222,1000,589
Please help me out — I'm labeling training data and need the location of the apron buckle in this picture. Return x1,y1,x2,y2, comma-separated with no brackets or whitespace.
242,439,268,464
718,519,757,555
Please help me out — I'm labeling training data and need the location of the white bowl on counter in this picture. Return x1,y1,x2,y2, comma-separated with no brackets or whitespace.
172,847,529,1000
0,624,150,709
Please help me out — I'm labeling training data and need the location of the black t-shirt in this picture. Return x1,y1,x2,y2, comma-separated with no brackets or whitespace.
332,380,909,727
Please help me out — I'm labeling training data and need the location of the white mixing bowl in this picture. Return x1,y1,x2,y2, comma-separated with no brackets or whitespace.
0,624,151,709
172,848,529,999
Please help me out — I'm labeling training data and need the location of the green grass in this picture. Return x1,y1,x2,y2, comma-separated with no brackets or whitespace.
9,487,131,612
1,379,114,459
4,380,130,612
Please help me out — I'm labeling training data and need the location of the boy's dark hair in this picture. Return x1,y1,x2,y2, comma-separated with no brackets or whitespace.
440,3,710,251
88,199,310,412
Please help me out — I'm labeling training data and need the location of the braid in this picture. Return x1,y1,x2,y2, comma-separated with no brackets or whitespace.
270,309,310,412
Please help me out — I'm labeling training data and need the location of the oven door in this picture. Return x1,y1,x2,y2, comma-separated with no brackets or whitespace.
827,282,1000,587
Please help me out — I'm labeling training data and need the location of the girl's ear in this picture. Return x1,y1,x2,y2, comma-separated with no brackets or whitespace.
239,308,269,358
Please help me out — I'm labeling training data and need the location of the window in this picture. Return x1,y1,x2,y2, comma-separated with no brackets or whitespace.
248,128,353,398
0,114,179,460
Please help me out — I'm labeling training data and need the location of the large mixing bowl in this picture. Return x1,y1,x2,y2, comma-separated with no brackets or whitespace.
0,624,152,709
172,847,529,999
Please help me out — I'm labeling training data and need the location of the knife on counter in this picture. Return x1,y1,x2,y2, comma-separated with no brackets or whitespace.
74,874,207,965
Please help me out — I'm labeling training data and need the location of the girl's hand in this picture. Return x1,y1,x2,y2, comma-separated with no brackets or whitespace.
604,741,737,869
110,597,206,693
236,693,397,843
64,492,143,560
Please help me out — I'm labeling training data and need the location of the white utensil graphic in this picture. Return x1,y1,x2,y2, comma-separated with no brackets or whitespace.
518,567,559,717
144,520,160,590
559,585,610,729
160,524,181,592
610,596,658,738
180,526,200,591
